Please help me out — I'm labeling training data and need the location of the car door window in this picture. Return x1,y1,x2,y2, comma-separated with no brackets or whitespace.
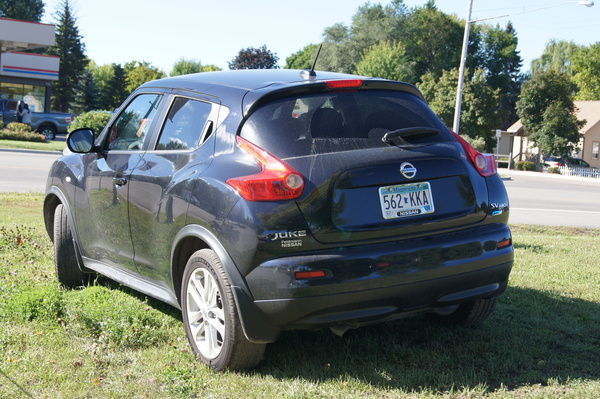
156,97,214,150
107,94,163,150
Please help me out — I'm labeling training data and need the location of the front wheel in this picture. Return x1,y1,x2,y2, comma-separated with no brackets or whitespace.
53,204,92,287
181,249,265,371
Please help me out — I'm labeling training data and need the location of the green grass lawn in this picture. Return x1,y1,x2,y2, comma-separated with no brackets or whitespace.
1,193,598,398
0,139,66,152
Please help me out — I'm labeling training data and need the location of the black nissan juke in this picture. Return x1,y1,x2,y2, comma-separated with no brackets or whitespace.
44,69,513,371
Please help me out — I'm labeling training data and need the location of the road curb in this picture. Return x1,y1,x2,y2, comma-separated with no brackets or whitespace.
0,148,62,156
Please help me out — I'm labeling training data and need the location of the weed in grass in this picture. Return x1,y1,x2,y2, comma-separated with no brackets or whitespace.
1,283,65,323
162,363,210,397
64,284,175,349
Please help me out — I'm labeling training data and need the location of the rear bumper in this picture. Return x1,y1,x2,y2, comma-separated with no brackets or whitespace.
239,223,513,342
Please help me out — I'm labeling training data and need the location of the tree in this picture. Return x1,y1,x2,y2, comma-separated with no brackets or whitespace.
0,0,44,21
476,22,524,128
103,64,128,110
419,68,505,151
170,58,221,76
516,70,585,157
124,61,166,93
228,45,279,70
88,62,114,110
46,0,88,112
401,1,463,81
72,69,99,113
354,41,415,83
318,2,406,74
285,44,320,70
572,42,600,101
530,40,583,78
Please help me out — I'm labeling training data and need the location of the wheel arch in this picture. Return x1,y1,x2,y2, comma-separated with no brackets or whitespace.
43,188,92,274
43,188,71,242
171,224,280,343
171,224,244,304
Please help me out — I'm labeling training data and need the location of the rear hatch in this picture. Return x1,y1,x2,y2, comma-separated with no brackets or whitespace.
240,86,488,244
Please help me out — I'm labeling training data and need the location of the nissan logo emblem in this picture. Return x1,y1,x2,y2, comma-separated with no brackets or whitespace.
400,162,417,179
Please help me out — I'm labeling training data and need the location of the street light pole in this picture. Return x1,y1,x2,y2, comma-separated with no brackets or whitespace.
452,0,473,135
452,0,594,135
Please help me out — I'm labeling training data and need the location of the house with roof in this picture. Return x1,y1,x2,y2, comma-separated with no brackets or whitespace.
507,101,600,168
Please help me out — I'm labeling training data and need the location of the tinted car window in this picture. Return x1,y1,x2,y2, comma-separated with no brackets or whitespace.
240,90,450,158
107,94,162,150
156,97,214,150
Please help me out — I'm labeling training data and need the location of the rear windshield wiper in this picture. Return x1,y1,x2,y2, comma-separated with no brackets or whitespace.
382,127,440,145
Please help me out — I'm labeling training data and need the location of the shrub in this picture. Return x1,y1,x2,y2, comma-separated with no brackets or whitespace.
515,161,537,171
461,135,486,152
548,166,561,174
68,110,113,135
0,127,46,142
6,122,34,133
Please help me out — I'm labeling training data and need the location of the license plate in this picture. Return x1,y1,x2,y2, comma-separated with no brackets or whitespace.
378,182,435,219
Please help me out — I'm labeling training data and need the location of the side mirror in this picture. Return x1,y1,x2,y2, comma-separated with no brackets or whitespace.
67,128,97,153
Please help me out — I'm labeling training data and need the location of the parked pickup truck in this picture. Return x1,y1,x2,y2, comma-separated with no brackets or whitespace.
0,99,77,140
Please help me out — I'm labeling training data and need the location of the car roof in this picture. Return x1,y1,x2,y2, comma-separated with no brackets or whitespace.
142,69,382,90
139,69,426,117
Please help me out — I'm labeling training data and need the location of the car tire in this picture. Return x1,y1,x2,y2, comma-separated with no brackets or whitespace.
53,204,92,287
181,249,265,371
430,297,498,327
39,125,56,141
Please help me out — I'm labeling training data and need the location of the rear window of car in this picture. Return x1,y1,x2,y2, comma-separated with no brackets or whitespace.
240,90,451,158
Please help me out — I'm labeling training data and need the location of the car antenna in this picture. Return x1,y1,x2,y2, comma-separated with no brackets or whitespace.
300,44,322,79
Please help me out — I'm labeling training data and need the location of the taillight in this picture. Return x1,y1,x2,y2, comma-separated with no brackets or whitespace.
66,117,72,124
226,136,304,201
497,238,512,249
451,131,497,177
325,79,363,89
295,270,326,279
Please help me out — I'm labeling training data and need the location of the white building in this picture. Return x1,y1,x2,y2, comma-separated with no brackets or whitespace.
0,17,59,113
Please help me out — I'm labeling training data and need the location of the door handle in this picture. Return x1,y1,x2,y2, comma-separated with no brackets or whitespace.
113,176,127,186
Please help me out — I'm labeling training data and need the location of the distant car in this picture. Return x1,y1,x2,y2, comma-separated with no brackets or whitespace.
543,157,599,177
44,69,513,371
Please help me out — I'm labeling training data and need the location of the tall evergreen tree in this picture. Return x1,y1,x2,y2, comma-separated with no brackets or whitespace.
46,0,88,112
102,64,128,110
477,22,525,127
72,69,99,113
0,0,44,21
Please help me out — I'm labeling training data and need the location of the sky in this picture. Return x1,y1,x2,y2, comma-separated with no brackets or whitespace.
41,0,599,75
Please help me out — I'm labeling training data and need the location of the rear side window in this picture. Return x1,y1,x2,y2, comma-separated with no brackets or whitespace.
156,97,215,150
240,90,450,158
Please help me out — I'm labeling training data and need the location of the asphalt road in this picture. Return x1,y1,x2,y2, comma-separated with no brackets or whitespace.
501,169,600,228
1,150,599,228
0,149,61,193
